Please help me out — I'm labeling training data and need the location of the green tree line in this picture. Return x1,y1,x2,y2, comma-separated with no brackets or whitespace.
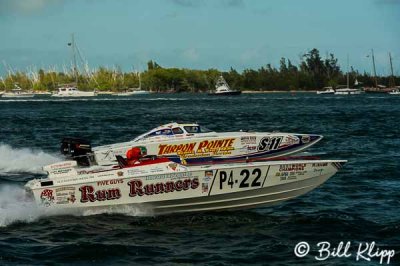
1,48,398,92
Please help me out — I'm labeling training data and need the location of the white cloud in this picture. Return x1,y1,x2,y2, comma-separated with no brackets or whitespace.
0,0,60,14
182,48,199,61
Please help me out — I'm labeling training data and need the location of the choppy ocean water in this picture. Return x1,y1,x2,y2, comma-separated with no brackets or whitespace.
0,93,399,265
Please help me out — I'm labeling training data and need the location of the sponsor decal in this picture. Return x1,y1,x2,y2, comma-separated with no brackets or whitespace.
275,171,298,181
202,183,209,193
282,135,300,146
40,189,55,207
127,177,199,197
50,162,75,169
157,138,235,157
257,137,283,152
279,164,306,172
51,168,74,175
55,187,76,204
277,163,307,180
80,186,122,203
98,172,116,178
301,135,310,144
168,163,178,171
240,136,257,145
149,166,165,173
127,168,149,175
144,172,193,181
97,179,124,186
313,168,324,175
203,170,213,181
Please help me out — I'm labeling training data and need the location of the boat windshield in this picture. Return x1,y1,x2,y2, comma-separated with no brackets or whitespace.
184,126,213,134
146,128,173,138
172,127,184,134
134,124,215,141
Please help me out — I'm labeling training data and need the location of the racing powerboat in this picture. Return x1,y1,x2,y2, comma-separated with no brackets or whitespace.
25,147,346,215
60,123,323,166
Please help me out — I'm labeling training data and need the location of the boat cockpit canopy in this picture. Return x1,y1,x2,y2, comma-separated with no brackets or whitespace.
133,123,214,142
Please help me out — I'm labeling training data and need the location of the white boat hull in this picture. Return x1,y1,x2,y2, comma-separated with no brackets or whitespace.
26,159,345,215
52,91,97,97
317,91,334,95
334,89,364,95
2,93,35,98
113,90,150,96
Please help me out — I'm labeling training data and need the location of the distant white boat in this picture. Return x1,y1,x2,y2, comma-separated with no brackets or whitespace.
114,89,150,96
2,86,35,98
316,87,335,94
388,89,400,95
208,75,241,96
334,56,364,95
51,34,96,98
52,86,97,97
113,72,149,96
334,88,364,95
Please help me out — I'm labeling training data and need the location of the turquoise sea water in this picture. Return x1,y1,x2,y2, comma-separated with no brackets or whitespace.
0,93,399,265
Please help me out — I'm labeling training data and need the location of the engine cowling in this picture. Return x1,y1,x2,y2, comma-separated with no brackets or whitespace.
60,137,93,166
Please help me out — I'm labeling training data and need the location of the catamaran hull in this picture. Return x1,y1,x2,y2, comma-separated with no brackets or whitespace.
26,160,345,215
92,133,323,166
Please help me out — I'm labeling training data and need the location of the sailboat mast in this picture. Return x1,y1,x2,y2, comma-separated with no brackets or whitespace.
346,54,349,88
389,52,395,87
71,33,78,85
138,72,142,90
371,49,377,88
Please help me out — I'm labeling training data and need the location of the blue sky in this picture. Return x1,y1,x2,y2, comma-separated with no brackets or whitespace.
0,0,399,76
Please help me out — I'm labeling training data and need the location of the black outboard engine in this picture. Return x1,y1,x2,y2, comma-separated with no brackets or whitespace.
60,137,94,166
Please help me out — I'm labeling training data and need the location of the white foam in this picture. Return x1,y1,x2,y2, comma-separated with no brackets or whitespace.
0,144,61,174
0,185,43,227
81,204,153,217
0,185,152,227
0,185,79,227
0,184,152,226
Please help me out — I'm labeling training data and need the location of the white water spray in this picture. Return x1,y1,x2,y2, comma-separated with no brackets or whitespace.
0,185,152,227
0,144,60,174
0,185,43,227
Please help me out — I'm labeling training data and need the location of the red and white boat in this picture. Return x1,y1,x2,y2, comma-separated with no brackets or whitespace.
25,147,346,215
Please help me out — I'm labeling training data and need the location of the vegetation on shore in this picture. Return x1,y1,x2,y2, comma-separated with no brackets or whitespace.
0,48,398,92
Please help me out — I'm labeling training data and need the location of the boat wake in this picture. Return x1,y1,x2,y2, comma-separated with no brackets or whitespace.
0,185,153,227
0,144,60,174
0,185,43,227
80,204,153,217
